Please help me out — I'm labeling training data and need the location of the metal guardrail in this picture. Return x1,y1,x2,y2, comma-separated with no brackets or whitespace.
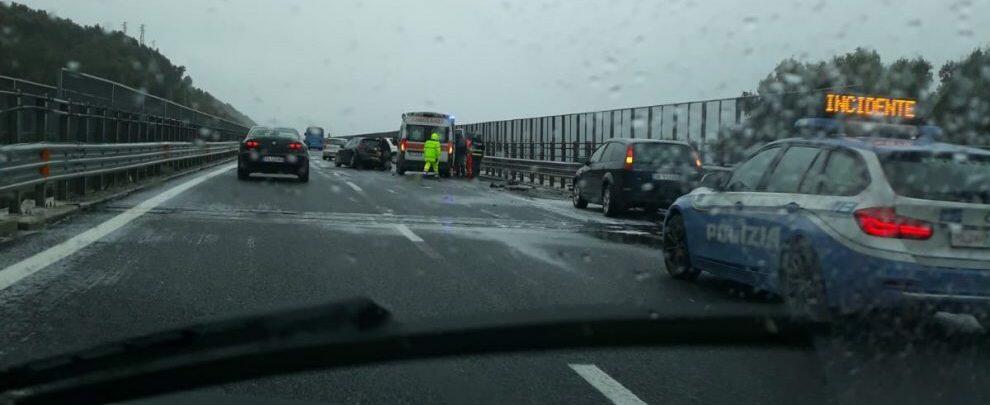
0,142,238,194
480,156,731,190
0,70,252,214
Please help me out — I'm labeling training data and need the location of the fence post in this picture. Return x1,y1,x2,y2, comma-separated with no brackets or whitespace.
700,102,707,163
672,105,679,140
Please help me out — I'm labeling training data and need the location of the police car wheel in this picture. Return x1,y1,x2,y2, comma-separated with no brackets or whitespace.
572,182,588,209
779,238,831,322
663,213,700,280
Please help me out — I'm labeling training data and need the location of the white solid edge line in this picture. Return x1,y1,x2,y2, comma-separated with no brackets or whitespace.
0,164,234,291
569,364,649,405
346,181,363,192
394,224,424,243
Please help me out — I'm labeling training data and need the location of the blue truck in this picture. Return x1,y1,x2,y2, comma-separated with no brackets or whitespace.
304,126,325,150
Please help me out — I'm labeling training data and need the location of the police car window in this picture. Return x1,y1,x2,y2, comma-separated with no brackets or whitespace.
798,151,829,194
726,147,781,192
881,152,990,204
820,150,869,196
765,146,821,193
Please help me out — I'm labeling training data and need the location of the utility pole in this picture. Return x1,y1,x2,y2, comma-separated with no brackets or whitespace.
139,24,146,45
122,21,127,35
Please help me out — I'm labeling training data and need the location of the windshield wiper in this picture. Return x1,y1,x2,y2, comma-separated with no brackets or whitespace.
0,297,822,404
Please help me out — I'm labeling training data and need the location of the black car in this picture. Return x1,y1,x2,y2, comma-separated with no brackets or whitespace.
572,139,702,216
237,126,309,182
336,137,384,169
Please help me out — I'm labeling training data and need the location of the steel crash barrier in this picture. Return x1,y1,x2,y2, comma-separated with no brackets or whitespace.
0,142,239,193
0,71,252,215
480,155,731,190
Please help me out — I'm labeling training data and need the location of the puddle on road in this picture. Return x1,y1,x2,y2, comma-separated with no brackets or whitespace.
579,225,662,248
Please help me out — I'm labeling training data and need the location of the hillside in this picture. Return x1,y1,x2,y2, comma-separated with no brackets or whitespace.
0,2,255,126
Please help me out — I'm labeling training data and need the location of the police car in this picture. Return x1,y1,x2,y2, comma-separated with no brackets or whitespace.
661,95,990,320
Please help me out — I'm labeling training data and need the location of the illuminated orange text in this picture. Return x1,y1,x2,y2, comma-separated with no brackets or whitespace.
825,93,916,119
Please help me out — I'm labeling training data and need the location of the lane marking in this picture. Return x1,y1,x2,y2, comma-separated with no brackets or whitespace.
569,364,648,405
395,224,424,242
479,209,501,218
346,181,363,192
386,188,397,194
0,164,234,291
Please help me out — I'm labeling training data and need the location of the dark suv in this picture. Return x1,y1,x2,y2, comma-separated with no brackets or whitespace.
572,139,702,216
336,137,384,169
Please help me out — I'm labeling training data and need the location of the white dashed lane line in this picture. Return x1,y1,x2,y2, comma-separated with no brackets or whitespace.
394,224,424,242
394,224,441,260
346,181,363,192
479,209,501,218
569,364,649,405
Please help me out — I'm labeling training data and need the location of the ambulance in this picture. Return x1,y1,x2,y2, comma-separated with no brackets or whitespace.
395,112,455,176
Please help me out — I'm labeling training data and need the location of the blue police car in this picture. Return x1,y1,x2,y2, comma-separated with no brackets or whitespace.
661,131,990,320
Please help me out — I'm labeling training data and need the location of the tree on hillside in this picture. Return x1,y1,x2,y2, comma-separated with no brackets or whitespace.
713,48,932,162
931,46,990,146
0,2,255,126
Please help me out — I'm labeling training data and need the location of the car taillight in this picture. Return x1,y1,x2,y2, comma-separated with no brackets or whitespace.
400,139,407,152
288,142,304,151
448,143,454,155
692,151,702,168
854,207,932,240
624,145,634,170
244,140,260,150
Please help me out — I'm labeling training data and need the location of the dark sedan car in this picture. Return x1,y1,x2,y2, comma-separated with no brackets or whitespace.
336,137,384,169
237,126,310,182
572,139,702,216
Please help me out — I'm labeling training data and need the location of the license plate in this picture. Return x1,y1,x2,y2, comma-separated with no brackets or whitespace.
652,173,680,181
950,229,990,248
262,156,285,163
406,152,422,159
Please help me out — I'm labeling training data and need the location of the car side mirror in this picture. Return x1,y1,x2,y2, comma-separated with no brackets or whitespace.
700,171,729,191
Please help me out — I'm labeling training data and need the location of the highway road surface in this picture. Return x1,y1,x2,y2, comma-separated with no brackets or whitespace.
0,152,987,404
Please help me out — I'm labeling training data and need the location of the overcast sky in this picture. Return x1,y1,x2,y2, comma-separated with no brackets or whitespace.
19,0,990,134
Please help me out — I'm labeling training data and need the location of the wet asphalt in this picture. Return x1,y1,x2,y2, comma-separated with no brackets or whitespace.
0,152,987,404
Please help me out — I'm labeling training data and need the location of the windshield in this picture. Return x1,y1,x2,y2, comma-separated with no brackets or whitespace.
633,143,697,169
2,1,989,404
405,125,449,142
882,151,990,203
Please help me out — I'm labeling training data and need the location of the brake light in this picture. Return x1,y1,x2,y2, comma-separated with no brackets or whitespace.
288,142,304,151
854,207,932,240
692,151,702,168
448,143,454,155
624,145,634,170
244,140,260,150
400,139,407,152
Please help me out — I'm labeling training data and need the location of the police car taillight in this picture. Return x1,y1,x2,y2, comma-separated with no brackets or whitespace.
624,146,634,170
854,207,932,240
